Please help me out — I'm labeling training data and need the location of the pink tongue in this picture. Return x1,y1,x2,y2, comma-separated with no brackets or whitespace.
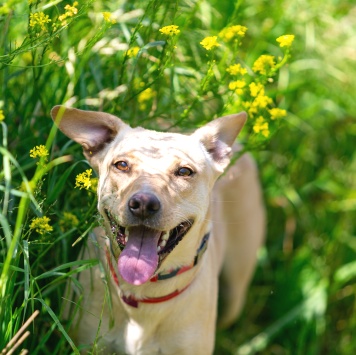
118,226,161,285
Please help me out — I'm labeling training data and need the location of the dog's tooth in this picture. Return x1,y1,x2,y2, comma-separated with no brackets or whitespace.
125,236,128,243
160,240,167,248
162,233,169,241
157,246,162,252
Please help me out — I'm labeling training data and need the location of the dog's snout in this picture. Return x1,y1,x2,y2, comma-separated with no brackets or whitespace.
128,192,161,219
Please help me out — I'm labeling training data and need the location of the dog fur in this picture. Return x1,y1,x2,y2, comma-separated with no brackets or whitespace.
51,106,265,354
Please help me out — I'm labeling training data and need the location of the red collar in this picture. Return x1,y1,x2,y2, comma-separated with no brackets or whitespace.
105,232,210,308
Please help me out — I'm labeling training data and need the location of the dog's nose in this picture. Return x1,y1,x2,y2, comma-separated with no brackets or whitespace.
128,192,161,219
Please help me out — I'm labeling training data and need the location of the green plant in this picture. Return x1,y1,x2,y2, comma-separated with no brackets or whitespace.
1,0,355,354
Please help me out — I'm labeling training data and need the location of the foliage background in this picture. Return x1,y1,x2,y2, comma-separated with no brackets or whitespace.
0,0,355,354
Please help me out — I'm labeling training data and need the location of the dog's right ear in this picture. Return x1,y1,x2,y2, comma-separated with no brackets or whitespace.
51,106,129,162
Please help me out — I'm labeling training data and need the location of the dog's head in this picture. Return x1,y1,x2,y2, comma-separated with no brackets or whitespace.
51,106,246,285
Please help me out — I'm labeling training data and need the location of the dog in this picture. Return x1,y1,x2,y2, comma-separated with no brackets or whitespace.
51,106,265,354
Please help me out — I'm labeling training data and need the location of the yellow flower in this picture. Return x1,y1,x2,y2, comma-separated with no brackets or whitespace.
228,80,246,95
219,25,247,42
75,169,93,190
127,46,140,58
29,145,49,159
269,108,287,120
58,1,79,26
249,82,265,97
64,2,78,15
90,177,98,193
59,212,79,232
243,101,258,117
226,64,247,76
138,88,155,110
252,55,276,75
276,35,295,48
0,110,4,121
253,94,272,109
253,116,270,137
29,12,51,32
30,216,53,235
159,25,180,36
102,12,116,24
200,36,220,51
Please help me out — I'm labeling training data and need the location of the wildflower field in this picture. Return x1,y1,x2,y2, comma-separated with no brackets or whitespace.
0,0,355,353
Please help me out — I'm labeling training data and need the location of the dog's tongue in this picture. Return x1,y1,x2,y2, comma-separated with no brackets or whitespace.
118,226,160,285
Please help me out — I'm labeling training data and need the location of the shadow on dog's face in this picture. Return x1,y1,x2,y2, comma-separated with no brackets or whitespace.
50,106,246,285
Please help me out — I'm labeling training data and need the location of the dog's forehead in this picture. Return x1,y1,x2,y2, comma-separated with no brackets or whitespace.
113,127,204,160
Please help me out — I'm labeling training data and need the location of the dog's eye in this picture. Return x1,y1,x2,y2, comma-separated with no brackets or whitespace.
114,161,129,171
176,167,194,177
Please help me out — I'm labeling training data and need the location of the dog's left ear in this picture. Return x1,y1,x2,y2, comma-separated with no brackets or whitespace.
193,112,247,171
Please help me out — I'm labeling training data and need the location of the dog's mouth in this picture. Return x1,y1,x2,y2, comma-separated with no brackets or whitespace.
105,210,193,285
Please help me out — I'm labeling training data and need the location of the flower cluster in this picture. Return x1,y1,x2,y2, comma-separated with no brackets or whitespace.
30,216,53,235
102,12,116,24
196,24,292,139
59,212,79,232
228,80,246,96
276,35,295,48
269,108,287,120
252,55,276,76
219,25,247,43
58,2,78,26
241,83,273,117
29,145,49,160
138,88,155,110
29,12,51,32
253,116,270,137
249,82,264,98
0,110,4,122
159,25,180,36
127,46,140,58
226,63,247,76
200,36,220,51
75,169,93,190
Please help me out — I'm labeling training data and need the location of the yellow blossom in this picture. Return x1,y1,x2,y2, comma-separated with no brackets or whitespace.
228,80,246,95
276,35,295,48
59,212,79,232
30,216,53,235
226,64,247,76
90,177,98,193
102,12,116,24
58,1,78,26
200,36,220,51
253,94,272,109
159,25,180,36
29,145,49,159
243,101,258,117
253,116,270,137
133,79,145,90
249,82,265,97
29,12,51,32
127,46,140,58
252,55,276,75
0,110,4,121
75,169,93,190
219,25,247,42
138,88,155,110
269,108,287,120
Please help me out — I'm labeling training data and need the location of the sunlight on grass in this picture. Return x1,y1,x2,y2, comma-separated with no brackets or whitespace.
1,0,356,353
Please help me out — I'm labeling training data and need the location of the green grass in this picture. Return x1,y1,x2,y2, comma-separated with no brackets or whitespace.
1,0,356,354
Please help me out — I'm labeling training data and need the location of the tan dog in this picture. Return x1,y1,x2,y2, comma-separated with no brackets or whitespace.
51,106,265,354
